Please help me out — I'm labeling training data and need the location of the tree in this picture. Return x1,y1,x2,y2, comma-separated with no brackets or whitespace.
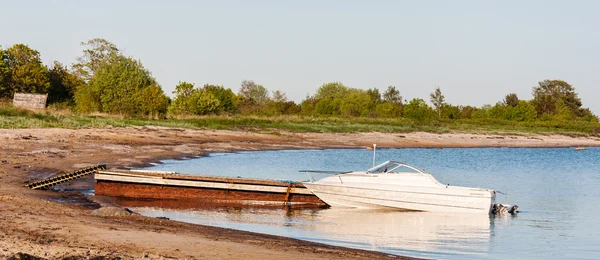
137,85,169,118
459,106,477,119
2,44,49,97
488,102,508,119
375,102,401,118
429,87,446,119
83,55,156,115
366,88,381,103
511,100,536,121
315,98,341,115
239,80,269,105
404,98,433,120
443,105,461,119
266,90,299,115
72,38,120,81
383,86,402,105
339,90,373,117
300,96,317,115
504,93,519,107
471,104,492,119
489,100,537,121
532,80,583,117
271,90,287,103
168,82,196,115
278,101,301,115
169,82,223,116
47,61,83,104
192,89,221,115
203,84,238,113
0,46,9,96
315,82,348,99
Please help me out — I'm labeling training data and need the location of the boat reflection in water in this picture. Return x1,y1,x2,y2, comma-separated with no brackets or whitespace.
308,208,493,257
129,199,494,258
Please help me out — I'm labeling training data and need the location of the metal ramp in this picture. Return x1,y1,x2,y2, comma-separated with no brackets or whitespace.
26,164,107,190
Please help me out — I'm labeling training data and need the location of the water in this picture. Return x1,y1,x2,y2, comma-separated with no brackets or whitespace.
131,148,600,259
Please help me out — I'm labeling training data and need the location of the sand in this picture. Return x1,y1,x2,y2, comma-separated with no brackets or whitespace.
1,126,599,259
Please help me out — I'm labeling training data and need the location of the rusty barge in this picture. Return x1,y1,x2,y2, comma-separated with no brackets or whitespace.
94,169,327,208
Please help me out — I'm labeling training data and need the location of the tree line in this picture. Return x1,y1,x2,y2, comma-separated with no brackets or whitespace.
0,38,597,124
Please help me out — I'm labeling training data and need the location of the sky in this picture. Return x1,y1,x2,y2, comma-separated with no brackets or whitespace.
3,0,599,114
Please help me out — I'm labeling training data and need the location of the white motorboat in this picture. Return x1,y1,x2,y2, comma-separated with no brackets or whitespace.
303,161,506,213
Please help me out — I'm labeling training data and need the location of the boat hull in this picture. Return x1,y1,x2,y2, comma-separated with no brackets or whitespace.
303,182,495,213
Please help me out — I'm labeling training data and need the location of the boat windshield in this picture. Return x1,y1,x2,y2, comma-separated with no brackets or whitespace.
367,161,425,174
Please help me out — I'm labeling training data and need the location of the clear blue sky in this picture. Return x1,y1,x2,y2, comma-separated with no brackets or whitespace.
3,0,599,114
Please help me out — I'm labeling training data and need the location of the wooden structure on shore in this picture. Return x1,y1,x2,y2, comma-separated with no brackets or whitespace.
95,170,327,207
27,165,107,190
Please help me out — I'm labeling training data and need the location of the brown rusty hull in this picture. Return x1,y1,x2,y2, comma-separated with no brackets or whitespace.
95,181,327,207
108,197,326,210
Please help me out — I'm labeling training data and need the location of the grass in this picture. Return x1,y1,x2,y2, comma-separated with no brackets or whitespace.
0,104,598,136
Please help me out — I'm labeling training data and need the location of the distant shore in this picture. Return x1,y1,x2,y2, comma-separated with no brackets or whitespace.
1,127,599,259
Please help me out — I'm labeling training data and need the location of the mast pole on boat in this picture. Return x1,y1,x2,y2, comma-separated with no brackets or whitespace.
372,144,377,168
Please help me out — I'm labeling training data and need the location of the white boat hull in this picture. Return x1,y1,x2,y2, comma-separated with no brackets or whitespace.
304,182,495,213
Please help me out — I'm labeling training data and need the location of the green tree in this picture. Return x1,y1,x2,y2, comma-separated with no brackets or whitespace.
279,101,301,114
459,105,476,119
3,44,49,97
311,82,353,116
137,85,169,118
532,80,583,117
266,90,300,115
271,90,287,103
73,83,102,113
504,93,519,107
315,82,348,99
553,99,575,120
339,90,373,116
47,61,83,104
239,80,269,105
366,88,381,103
488,102,508,119
471,105,492,119
203,84,238,113
443,105,461,119
429,87,446,119
315,97,341,115
404,98,433,120
510,100,537,121
168,81,196,115
169,82,222,116
85,55,156,115
0,46,9,95
300,96,317,115
192,89,221,115
375,102,401,118
72,38,120,81
383,86,402,105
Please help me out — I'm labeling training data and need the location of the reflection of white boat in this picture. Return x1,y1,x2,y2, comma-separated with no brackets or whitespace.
303,161,497,213
309,208,492,256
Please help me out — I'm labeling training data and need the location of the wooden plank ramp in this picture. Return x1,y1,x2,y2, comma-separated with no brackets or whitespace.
27,164,107,190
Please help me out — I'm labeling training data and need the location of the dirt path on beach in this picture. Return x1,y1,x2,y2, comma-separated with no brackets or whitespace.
1,127,599,259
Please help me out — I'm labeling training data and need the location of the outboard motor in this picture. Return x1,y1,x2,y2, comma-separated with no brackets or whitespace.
492,203,519,215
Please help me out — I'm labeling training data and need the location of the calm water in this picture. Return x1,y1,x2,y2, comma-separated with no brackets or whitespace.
132,148,600,259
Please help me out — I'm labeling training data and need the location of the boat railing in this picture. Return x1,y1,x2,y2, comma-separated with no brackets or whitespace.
368,161,429,176
389,163,428,175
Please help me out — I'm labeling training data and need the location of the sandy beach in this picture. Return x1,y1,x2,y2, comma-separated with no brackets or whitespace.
1,127,599,259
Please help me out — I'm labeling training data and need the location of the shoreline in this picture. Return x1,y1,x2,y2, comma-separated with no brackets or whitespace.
1,127,599,259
